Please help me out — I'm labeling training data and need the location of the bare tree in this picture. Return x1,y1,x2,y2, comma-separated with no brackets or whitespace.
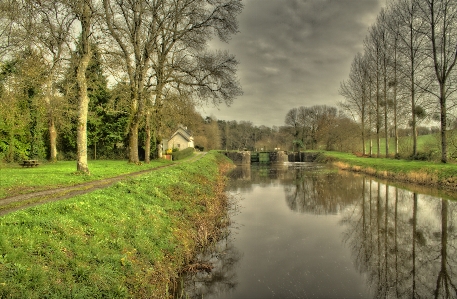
285,107,302,152
385,6,402,156
366,26,383,157
102,0,242,163
418,0,457,163
34,1,75,162
377,9,392,157
71,0,95,174
102,0,158,163
395,0,429,157
340,52,370,154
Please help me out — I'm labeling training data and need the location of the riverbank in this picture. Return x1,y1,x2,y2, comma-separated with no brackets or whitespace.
319,151,457,190
0,151,234,298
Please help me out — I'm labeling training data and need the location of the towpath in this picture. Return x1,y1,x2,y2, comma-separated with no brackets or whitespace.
0,152,206,216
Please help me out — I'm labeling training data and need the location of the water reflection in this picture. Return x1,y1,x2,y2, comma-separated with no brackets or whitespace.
341,180,457,298
177,163,457,299
176,237,242,298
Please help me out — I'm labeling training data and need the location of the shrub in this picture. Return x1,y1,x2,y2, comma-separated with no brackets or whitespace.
171,147,194,161
409,152,432,161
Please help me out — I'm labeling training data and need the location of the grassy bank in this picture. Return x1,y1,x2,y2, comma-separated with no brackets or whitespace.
0,160,174,199
0,151,234,298
320,151,457,190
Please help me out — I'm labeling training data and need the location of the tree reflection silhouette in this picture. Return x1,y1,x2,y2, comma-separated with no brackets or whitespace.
340,179,457,298
180,164,457,298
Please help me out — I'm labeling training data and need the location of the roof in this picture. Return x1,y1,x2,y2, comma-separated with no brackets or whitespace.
170,126,193,142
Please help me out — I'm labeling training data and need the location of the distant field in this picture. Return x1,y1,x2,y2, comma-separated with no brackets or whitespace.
364,133,442,158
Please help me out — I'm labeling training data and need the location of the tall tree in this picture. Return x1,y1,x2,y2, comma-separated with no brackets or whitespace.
339,52,370,155
396,0,429,157
366,26,383,157
285,107,301,151
102,0,157,163
71,0,94,174
377,9,392,157
418,0,457,163
102,0,242,163
33,0,75,162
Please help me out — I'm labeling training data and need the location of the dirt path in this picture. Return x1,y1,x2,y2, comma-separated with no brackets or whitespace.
0,152,207,216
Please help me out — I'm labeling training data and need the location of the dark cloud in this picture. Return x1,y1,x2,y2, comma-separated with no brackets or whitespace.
200,0,384,127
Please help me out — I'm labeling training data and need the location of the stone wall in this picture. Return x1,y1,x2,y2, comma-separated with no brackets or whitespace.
288,152,319,162
269,151,288,163
223,151,251,165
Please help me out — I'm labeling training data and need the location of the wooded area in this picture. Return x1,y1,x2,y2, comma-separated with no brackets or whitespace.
0,0,243,173
1,0,456,169
339,0,457,162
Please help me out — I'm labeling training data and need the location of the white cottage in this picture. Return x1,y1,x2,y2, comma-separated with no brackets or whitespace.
163,126,194,151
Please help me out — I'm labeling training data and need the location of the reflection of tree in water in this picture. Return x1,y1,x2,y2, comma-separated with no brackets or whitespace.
228,163,305,192
226,165,253,193
341,180,457,298
283,167,364,214
174,236,242,299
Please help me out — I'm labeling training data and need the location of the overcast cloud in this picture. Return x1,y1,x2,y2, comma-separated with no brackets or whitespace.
198,0,385,127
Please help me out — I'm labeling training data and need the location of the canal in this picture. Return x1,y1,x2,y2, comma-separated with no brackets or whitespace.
177,162,457,299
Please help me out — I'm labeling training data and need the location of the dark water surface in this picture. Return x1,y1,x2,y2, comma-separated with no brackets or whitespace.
177,162,457,299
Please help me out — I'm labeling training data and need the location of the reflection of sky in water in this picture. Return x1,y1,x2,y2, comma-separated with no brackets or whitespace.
178,163,457,299
218,184,371,299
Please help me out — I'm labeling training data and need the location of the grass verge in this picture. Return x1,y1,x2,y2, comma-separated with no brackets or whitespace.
319,151,457,190
0,159,174,199
0,151,234,298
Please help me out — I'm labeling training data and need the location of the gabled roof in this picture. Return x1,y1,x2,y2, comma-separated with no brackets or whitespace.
170,126,193,142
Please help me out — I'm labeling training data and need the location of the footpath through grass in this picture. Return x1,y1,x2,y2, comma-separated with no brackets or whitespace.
321,151,457,189
0,159,173,199
0,151,233,298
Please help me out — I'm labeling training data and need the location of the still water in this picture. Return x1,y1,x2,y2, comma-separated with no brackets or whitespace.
178,162,457,299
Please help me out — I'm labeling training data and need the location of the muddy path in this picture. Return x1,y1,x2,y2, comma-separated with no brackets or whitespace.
0,152,206,216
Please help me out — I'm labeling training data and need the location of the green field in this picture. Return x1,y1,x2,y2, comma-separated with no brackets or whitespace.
0,152,232,298
0,159,173,199
363,133,443,159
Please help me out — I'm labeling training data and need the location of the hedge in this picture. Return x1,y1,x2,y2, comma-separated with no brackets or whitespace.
171,147,195,160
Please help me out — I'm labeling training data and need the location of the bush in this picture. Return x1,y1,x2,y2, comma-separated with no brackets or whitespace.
171,147,194,161
408,152,432,161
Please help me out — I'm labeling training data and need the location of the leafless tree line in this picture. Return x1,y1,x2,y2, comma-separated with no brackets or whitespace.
284,105,360,152
339,0,457,162
0,0,242,173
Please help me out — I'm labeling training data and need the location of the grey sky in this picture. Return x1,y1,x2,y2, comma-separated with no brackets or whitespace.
198,0,385,127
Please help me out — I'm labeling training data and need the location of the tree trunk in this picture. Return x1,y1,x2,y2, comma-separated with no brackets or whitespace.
129,119,139,163
76,0,91,174
440,95,447,163
49,117,57,162
76,56,91,174
361,98,366,155
44,78,58,162
144,111,151,163
157,143,163,158
383,61,388,157
376,60,381,158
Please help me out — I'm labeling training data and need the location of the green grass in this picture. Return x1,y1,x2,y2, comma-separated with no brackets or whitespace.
364,134,440,157
321,151,456,182
0,159,173,199
0,151,232,298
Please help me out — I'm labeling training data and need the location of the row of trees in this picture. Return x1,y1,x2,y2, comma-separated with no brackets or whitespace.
190,104,361,154
0,0,242,173
284,105,360,152
339,0,457,162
